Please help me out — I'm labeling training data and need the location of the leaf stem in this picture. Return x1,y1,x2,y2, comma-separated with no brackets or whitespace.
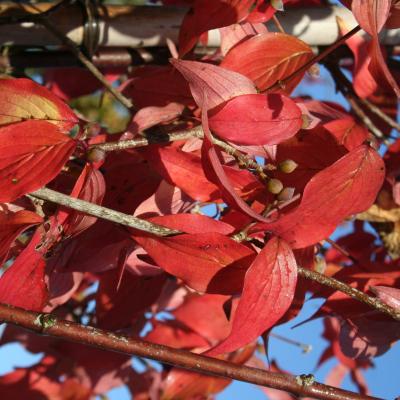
0,302,381,400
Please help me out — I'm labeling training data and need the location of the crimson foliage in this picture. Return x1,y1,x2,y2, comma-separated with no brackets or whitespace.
0,1,400,398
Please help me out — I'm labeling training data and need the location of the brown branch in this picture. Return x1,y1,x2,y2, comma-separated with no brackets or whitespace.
30,187,180,237
326,62,400,135
297,267,400,321
28,187,400,322
267,25,361,92
91,126,268,179
38,17,133,110
324,62,388,141
0,302,381,400
357,97,400,132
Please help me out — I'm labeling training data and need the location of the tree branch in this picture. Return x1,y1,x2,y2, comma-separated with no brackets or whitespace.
297,267,400,321
38,17,133,110
29,187,400,322
91,126,268,179
30,187,180,236
0,302,381,400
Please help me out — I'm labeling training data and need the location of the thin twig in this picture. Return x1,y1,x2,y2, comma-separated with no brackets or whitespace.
324,62,387,140
272,14,285,34
297,267,400,321
30,187,180,237
267,25,361,92
91,126,267,178
38,17,133,110
357,97,400,132
0,303,381,400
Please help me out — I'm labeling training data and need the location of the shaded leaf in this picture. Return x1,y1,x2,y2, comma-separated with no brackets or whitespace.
0,209,43,264
0,226,48,311
178,0,255,56
133,232,255,294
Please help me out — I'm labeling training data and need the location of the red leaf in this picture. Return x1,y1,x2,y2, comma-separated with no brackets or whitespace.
351,0,390,36
207,237,297,355
349,1,400,97
122,66,194,109
221,32,314,93
56,164,105,237
219,22,268,56
209,93,302,145
0,78,78,129
324,117,369,151
0,227,48,311
0,120,77,202
337,17,378,98
0,209,43,264
178,0,255,56
141,145,263,203
255,145,385,248
370,285,400,310
96,268,167,330
170,59,256,110
201,105,269,221
133,232,255,294
162,345,255,400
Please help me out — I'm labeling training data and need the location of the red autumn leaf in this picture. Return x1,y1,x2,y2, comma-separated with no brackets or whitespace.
370,285,400,310
178,0,256,56
349,0,400,97
140,145,220,202
45,67,120,101
254,145,385,248
209,93,302,145
219,22,268,55
162,345,255,400
351,0,391,36
221,32,314,93
55,164,105,237
140,145,263,203
170,59,256,110
324,117,369,151
122,65,194,109
0,120,77,202
129,103,185,135
133,232,255,294
337,17,378,98
0,226,48,311
0,78,78,202
0,78,78,129
96,268,167,330
201,103,269,222
207,237,297,355
0,209,43,264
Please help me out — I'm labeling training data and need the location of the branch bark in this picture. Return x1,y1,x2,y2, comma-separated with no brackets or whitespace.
30,187,181,236
28,186,400,322
0,302,381,400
